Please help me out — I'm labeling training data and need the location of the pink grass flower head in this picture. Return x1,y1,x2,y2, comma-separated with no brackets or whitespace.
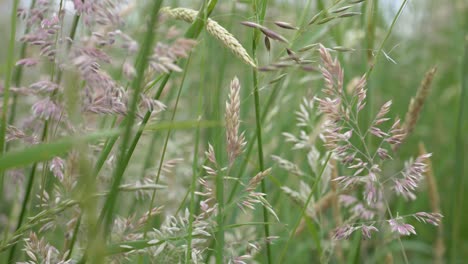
388,218,416,236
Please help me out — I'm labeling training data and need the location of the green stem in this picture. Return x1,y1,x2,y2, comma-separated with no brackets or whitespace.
99,0,163,237
279,153,332,263
7,123,48,263
0,0,20,193
252,0,272,262
363,0,407,190
8,0,38,126
143,51,193,238
365,0,408,79
65,215,82,260
136,50,194,264
449,37,467,264
6,8,82,261
186,86,203,263
215,156,225,264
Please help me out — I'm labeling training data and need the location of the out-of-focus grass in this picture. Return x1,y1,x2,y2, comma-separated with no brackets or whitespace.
0,0,466,263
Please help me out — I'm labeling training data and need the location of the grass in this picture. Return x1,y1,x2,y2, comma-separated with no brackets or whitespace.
0,0,466,263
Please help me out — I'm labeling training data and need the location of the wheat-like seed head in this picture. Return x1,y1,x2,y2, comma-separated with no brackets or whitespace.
161,7,256,68
403,67,437,137
225,77,246,163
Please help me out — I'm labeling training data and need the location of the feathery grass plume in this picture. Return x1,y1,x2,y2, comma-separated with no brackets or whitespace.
161,7,256,67
419,142,445,264
282,186,340,229
225,77,246,164
238,169,278,219
271,155,305,176
281,183,316,221
246,168,272,193
401,67,437,142
315,44,442,243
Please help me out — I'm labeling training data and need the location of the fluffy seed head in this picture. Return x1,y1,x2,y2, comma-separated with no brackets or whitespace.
225,77,246,163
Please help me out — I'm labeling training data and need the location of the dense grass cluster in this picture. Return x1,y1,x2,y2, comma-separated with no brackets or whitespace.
0,0,466,263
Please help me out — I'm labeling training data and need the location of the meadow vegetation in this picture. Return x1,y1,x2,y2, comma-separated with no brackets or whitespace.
0,0,466,263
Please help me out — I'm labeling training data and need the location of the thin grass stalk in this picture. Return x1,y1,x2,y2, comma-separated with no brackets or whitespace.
214,114,225,261
122,1,221,174
7,127,46,263
363,0,377,150
99,0,163,237
169,2,224,262
138,51,194,264
105,3,220,242
175,158,209,216
86,8,219,255
79,152,102,263
55,14,80,85
365,0,408,78
226,0,313,207
65,215,81,260
380,191,410,264
209,6,233,213
6,8,80,261
0,200,79,254
279,153,332,263
364,0,407,150
187,11,225,260
419,142,444,264
186,84,204,263
252,66,272,262
449,38,467,264
365,0,377,66
125,84,180,218
251,0,272,261
99,0,219,183
210,12,227,264
330,159,344,263
8,0,38,126
92,76,168,178
34,7,81,240
214,0,236,118
0,0,20,193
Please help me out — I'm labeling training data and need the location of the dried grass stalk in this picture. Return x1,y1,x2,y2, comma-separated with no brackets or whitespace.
403,67,437,138
162,7,256,67
385,253,394,264
419,142,445,264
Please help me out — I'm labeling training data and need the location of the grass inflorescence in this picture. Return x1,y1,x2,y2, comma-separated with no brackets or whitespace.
0,0,465,263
